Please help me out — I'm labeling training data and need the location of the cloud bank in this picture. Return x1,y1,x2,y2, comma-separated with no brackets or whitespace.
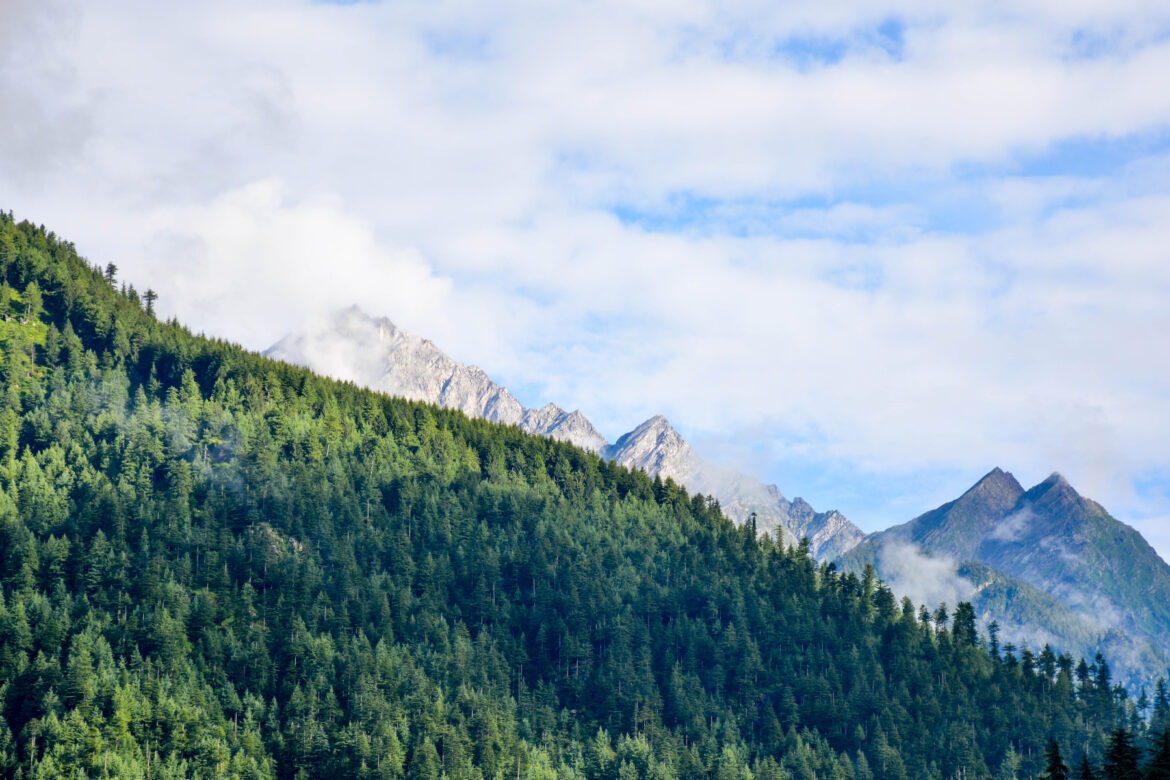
3,0,1170,547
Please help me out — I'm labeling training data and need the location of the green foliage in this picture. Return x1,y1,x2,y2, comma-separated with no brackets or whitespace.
1041,739,1069,780
0,211,1153,778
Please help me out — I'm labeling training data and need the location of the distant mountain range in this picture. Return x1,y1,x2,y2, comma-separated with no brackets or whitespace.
266,307,865,559
840,468,1170,689
269,307,1170,689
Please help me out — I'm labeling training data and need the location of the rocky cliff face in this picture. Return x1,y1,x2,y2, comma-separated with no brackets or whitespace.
266,308,607,452
268,307,867,560
867,467,1026,561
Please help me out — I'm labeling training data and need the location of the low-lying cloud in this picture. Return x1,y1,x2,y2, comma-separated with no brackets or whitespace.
875,542,976,611
988,507,1034,543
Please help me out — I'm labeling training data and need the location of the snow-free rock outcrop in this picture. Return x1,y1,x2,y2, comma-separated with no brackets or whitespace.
266,308,607,452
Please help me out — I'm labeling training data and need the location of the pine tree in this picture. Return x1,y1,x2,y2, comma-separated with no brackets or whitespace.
1075,753,1096,780
1040,740,1069,780
1154,679,1170,735
1148,729,1170,780
1102,729,1140,780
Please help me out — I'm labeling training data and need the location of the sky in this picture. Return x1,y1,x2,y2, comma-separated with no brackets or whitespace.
3,0,1170,555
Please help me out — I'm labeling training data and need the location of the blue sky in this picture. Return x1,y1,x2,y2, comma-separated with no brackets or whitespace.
3,0,1170,554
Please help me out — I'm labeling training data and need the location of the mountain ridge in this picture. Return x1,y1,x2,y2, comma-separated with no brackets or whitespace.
267,307,610,452
267,306,866,559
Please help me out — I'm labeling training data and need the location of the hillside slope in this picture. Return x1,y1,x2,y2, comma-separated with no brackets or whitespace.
0,214,1146,779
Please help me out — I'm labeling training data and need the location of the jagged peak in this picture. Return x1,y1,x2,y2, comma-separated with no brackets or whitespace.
960,467,1024,501
605,415,692,467
791,497,815,514
610,414,677,442
1042,471,1070,488
1028,471,1081,502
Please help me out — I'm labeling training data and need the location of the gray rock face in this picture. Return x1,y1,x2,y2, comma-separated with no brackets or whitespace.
602,415,695,478
866,467,1026,561
266,308,607,452
267,306,866,560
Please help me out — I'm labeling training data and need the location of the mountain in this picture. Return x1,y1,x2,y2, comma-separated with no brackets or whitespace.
601,415,865,559
842,468,1170,688
268,307,865,560
869,467,1026,560
0,212,1144,779
267,306,608,452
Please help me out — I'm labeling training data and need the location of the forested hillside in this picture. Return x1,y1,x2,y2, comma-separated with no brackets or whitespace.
0,212,1163,779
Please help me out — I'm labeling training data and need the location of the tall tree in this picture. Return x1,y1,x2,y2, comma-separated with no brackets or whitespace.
1147,729,1170,780
1102,729,1140,780
1075,753,1096,780
1041,740,1069,780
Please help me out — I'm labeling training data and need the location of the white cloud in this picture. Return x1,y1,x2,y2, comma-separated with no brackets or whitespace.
875,542,976,610
988,507,1035,542
135,180,452,350
3,0,1170,552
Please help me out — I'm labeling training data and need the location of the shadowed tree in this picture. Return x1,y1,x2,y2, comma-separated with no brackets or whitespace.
1101,729,1140,780
1040,740,1069,780
1148,729,1170,780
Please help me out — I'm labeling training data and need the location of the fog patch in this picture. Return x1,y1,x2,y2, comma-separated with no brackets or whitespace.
988,506,1034,542
1056,585,1125,632
876,541,976,610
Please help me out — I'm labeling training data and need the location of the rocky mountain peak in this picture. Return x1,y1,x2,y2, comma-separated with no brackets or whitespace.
603,415,694,479
521,404,608,453
964,467,1025,504
1022,471,1087,516
1038,472,1073,492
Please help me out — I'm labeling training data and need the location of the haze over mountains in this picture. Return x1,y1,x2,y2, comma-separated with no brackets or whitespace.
267,307,866,559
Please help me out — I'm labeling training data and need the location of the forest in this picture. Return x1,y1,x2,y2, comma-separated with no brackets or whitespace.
0,210,1167,779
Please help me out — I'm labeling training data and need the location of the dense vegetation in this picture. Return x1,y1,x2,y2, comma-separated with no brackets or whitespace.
0,212,1164,778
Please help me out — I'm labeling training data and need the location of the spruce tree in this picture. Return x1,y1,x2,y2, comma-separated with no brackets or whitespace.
1075,753,1096,780
1102,729,1140,780
1041,740,1069,780
1147,729,1170,780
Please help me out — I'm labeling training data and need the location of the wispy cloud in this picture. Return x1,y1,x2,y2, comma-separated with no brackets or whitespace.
988,507,1035,543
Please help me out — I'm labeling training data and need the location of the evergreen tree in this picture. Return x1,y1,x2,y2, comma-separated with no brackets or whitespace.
1147,729,1170,780
1041,739,1070,780
1102,729,1140,780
